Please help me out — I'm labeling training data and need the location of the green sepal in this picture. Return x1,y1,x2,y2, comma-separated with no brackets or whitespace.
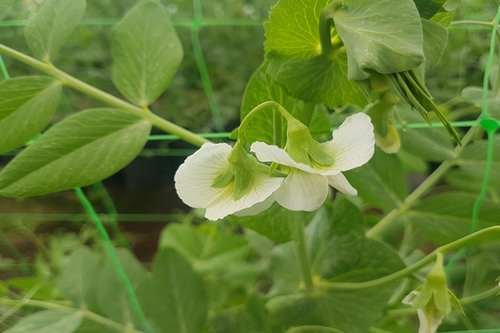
409,253,452,321
212,169,234,189
286,117,334,167
390,70,461,144
225,144,277,200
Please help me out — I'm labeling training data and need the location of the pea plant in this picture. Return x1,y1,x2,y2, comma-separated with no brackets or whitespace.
0,0,499,333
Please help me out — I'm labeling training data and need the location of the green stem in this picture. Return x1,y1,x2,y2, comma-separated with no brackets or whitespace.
321,226,500,290
0,43,208,147
292,219,314,291
366,127,478,238
0,298,141,333
450,20,497,28
461,284,500,305
74,188,153,333
319,10,334,55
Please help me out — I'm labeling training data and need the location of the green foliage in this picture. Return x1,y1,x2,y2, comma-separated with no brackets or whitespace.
264,0,368,107
409,192,500,245
347,150,408,212
24,0,86,61
399,106,455,162
330,0,424,80
414,0,447,19
240,63,331,147
0,1,500,333
268,198,404,332
0,109,151,198
5,310,82,333
266,53,369,107
138,249,208,333
111,0,183,106
422,18,449,72
446,137,500,191
0,76,61,154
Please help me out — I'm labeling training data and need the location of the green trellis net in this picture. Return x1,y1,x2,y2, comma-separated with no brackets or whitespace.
0,1,499,333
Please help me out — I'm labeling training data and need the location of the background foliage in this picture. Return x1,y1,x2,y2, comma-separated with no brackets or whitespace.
0,0,499,332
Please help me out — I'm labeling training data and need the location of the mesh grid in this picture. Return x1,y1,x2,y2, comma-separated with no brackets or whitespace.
0,2,499,333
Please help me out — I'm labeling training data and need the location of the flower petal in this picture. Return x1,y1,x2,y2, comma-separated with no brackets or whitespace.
327,173,358,196
205,175,282,220
251,142,316,173
322,113,375,174
234,196,275,217
174,143,232,208
274,171,329,211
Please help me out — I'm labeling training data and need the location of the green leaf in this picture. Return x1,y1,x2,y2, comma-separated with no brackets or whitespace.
0,108,151,198
160,223,263,310
422,19,449,72
159,223,252,274
0,0,15,20
241,63,331,147
399,105,455,162
56,247,101,308
264,0,329,58
268,198,404,333
331,0,424,80
96,250,147,324
231,205,314,244
0,76,61,154
210,296,270,333
24,0,86,61
461,86,500,118
138,249,208,333
112,0,183,106
408,192,500,245
414,0,447,18
266,53,368,108
57,247,147,328
446,137,500,193
5,310,82,333
346,150,409,212
264,0,368,107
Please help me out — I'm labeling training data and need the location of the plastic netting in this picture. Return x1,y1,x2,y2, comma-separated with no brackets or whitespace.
0,1,499,333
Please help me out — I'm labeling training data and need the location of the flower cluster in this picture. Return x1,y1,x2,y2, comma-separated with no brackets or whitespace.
175,112,375,220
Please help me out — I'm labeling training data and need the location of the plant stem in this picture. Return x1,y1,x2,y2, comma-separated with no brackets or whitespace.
319,10,334,55
450,20,496,28
0,298,141,333
321,226,500,290
461,284,500,305
0,43,208,147
292,218,314,291
366,127,478,238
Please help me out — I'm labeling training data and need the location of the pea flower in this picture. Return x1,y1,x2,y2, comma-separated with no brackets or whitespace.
250,113,375,211
403,253,460,333
175,143,283,221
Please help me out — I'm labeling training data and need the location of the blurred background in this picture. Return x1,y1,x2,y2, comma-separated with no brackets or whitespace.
0,0,499,288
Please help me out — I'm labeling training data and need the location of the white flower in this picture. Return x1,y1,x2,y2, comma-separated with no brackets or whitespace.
417,308,444,333
251,113,375,211
174,143,283,221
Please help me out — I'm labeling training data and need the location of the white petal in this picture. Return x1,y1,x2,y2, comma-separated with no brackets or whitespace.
328,173,358,196
174,143,231,208
274,171,329,212
250,142,317,173
205,175,283,220
235,196,275,217
323,113,375,173
417,309,443,333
